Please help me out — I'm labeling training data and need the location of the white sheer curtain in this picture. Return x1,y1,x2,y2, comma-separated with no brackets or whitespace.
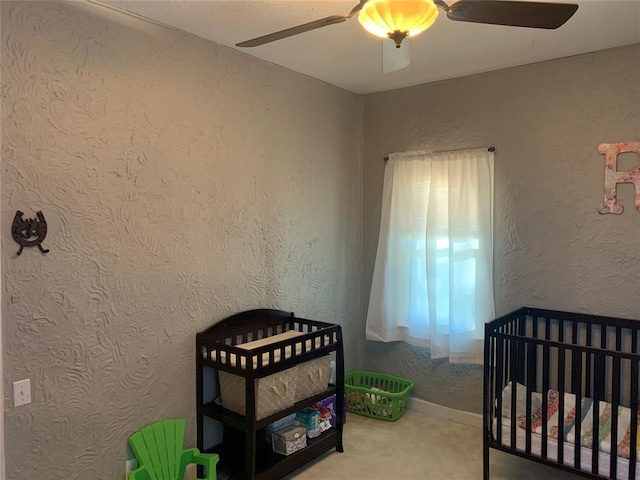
366,148,495,364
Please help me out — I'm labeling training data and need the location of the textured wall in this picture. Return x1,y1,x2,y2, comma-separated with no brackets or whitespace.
362,43,640,414
1,2,362,478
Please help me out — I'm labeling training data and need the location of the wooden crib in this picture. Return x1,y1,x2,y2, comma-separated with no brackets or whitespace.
484,307,640,479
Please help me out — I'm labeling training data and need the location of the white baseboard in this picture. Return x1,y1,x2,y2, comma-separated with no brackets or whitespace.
408,397,482,429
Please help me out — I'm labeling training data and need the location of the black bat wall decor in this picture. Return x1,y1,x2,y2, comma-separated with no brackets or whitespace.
12,210,50,255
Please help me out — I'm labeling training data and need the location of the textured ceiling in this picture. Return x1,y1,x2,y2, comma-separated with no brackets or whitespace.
99,0,640,94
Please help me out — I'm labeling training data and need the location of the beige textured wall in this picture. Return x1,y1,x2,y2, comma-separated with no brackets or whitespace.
362,44,640,414
1,2,362,478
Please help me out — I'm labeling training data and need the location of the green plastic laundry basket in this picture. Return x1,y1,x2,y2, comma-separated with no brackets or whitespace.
345,370,414,422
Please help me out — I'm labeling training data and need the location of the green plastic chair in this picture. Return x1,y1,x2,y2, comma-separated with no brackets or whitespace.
128,418,218,480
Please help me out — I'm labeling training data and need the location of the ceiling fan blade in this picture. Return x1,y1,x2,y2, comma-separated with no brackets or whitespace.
236,15,349,47
446,0,579,29
383,39,412,74
236,1,367,47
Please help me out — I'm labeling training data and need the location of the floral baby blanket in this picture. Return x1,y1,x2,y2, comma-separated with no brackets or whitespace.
503,383,640,460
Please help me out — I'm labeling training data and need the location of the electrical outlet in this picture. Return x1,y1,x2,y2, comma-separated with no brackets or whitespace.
125,459,138,479
13,379,31,407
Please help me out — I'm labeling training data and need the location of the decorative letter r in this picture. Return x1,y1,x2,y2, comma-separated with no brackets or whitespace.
597,142,640,214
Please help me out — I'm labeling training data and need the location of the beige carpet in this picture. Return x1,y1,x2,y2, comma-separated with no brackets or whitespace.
287,410,583,480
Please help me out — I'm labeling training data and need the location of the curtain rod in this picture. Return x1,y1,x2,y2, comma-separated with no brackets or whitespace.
383,146,495,162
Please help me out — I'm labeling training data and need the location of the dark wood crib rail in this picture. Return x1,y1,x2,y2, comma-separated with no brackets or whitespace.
484,307,640,480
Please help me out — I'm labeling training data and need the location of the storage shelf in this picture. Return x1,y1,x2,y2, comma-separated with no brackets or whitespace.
207,428,339,480
202,385,338,431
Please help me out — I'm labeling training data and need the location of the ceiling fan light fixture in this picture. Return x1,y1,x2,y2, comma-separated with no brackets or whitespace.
358,0,439,43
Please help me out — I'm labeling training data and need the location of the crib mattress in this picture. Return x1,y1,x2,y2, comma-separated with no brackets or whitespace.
500,417,640,480
497,383,640,479
208,330,330,369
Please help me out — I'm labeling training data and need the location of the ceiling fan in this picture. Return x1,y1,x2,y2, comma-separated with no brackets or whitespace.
235,0,579,72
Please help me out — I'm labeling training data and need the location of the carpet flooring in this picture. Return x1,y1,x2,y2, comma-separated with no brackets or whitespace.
286,410,584,479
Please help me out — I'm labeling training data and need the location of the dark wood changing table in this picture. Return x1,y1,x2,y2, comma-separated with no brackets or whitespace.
196,309,345,480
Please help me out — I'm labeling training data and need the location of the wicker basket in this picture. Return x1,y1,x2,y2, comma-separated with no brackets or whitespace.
294,355,332,403
219,366,297,420
345,370,414,422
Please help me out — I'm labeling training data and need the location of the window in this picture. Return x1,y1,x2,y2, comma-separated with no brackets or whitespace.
366,148,495,364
